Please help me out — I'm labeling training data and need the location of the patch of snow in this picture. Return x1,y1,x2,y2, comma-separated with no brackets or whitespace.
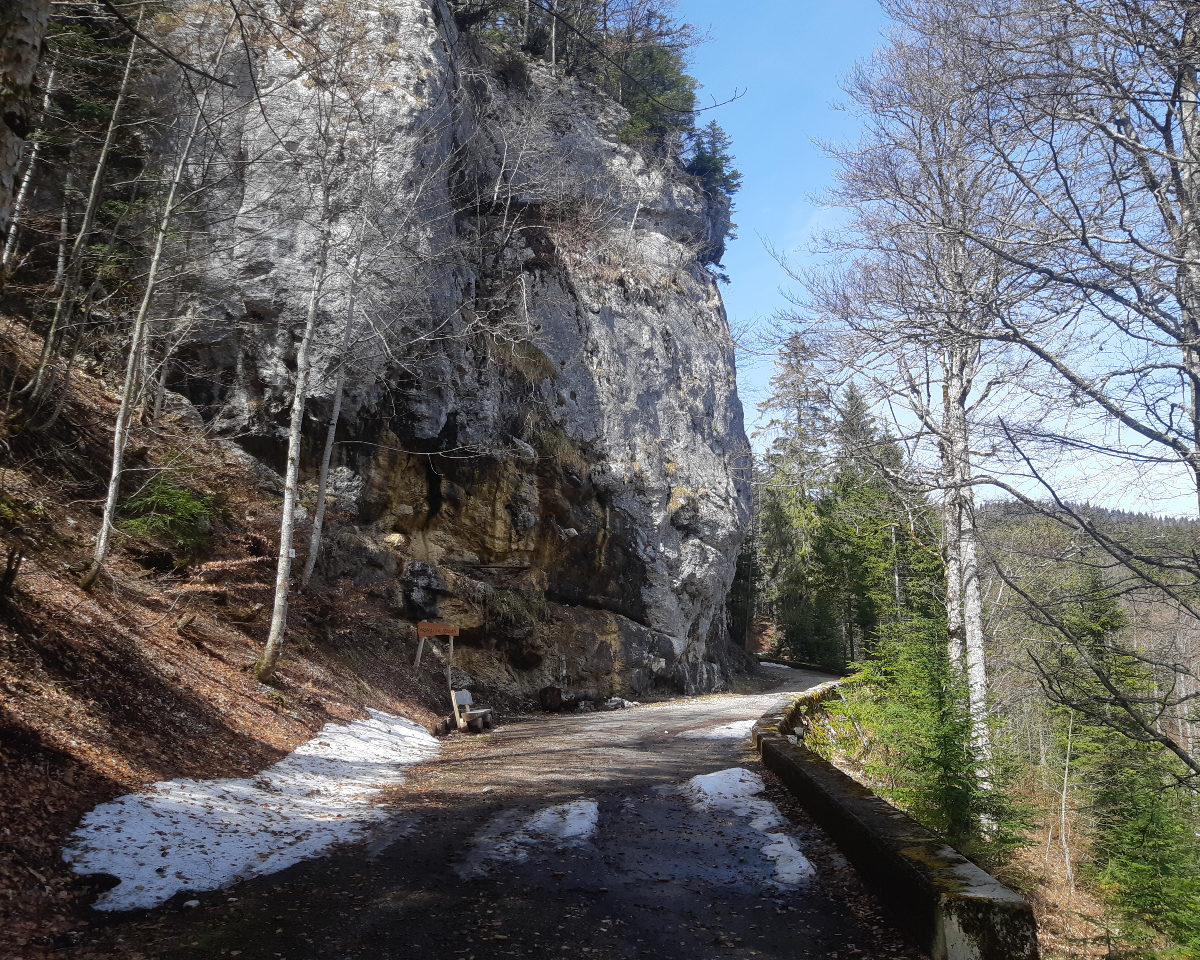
459,799,599,877
760,661,793,670
677,719,755,741
685,767,814,888
62,710,437,911
762,833,815,885
525,799,600,843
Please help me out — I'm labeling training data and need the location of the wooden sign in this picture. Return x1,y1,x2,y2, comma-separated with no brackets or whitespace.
417,621,459,638
415,621,459,667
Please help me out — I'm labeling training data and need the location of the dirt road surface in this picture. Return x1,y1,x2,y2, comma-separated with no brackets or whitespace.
82,667,926,960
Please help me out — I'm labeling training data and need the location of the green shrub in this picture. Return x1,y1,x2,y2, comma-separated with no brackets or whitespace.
120,475,214,551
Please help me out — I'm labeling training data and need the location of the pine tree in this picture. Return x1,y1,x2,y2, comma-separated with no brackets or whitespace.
1053,572,1200,952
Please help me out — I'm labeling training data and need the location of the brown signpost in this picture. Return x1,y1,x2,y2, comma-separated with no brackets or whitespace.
414,620,458,667
417,621,459,638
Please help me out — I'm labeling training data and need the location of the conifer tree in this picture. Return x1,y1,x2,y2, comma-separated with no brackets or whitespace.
1049,571,1200,951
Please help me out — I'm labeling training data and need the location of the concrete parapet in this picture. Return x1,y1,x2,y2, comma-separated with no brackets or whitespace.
755,692,1039,960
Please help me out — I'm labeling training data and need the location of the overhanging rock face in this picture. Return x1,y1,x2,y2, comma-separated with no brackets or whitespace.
172,0,751,696
753,691,1040,960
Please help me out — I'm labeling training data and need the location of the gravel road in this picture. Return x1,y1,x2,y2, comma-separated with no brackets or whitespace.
86,667,926,960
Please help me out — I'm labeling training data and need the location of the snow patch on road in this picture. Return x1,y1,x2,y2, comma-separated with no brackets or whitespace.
459,799,599,877
760,661,794,669
677,719,755,741
63,710,438,911
762,832,815,885
685,768,815,888
525,799,600,843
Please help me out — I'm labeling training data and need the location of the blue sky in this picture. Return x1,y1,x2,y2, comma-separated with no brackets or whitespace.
681,0,889,438
676,4,1197,515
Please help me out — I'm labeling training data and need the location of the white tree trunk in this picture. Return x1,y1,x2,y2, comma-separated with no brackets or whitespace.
256,226,331,681
52,151,72,292
960,501,991,768
30,14,141,398
299,262,359,590
0,0,50,247
2,59,55,271
941,347,991,771
84,25,228,587
1059,710,1075,890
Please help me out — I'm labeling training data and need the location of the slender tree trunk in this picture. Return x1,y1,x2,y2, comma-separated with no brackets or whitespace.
944,499,965,661
2,60,55,272
1175,21,1200,518
1059,710,1075,890
891,523,902,610
549,0,558,67
83,26,228,588
0,0,50,249
961,500,990,765
29,14,141,399
941,345,992,771
149,299,179,428
52,155,72,292
299,255,360,590
257,220,331,681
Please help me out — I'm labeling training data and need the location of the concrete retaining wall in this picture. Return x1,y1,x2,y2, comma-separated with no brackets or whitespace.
753,689,1039,960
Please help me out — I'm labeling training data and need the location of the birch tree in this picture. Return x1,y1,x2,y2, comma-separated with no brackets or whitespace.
2,57,56,273
0,0,50,249
795,7,1044,773
82,13,236,589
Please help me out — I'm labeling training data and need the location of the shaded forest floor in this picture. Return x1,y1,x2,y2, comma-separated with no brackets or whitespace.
0,320,530,957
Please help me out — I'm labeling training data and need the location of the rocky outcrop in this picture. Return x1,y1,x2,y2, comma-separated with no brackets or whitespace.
174,0,751,696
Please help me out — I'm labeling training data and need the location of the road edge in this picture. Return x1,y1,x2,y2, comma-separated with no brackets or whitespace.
752,685,1040,960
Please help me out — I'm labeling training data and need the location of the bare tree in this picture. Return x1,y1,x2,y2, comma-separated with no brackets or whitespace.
948,1,1200,519
793,8,1045,772
0,0,50,249
911,0,1200,777
25,6,143,402
83,12,236,589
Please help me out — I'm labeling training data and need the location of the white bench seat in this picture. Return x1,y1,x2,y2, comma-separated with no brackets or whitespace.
452,689,493,732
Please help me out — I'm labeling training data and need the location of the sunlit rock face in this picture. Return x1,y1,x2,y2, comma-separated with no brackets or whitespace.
175,0,750,696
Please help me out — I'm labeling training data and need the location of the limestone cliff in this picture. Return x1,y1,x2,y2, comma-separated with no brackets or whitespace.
174,0,751,696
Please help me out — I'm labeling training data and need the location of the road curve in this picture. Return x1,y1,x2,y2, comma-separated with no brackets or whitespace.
95,667,926,960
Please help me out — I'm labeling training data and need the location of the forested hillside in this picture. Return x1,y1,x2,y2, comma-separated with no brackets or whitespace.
0,0,751,951
740,1,1200,957
5,0,1200,957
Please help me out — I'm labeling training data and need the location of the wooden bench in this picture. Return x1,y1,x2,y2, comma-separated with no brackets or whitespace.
452,689,493,733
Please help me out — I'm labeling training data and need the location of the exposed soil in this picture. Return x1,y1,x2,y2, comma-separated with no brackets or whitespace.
0,322,510,957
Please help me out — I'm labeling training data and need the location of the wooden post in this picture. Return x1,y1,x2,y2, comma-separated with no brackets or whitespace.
414,621,458,668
